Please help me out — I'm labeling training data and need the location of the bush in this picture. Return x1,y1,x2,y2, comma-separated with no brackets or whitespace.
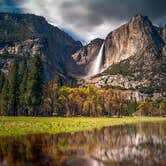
98,60,133,77
138,87,154,94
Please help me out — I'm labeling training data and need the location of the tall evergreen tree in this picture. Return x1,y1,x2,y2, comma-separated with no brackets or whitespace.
0,71,5,93
18,58,28,115
27,55,44,116
55,74,63,87
0,79,9,115
8,60,19,116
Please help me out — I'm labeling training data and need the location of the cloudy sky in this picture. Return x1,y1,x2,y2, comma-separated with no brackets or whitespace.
0,0,166,43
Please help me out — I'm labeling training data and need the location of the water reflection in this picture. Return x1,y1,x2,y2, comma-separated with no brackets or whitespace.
0,122,165,166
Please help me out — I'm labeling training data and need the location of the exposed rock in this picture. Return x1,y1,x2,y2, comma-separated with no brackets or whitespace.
0,38,45,57
104,15,164,68
70,38,104,77
86,75,150,89
84,75,148,102
161,27,166,56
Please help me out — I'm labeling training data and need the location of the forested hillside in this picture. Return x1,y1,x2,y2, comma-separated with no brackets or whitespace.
0,55,44,116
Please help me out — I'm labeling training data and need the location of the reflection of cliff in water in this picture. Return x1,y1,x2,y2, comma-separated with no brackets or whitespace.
0,122,166,166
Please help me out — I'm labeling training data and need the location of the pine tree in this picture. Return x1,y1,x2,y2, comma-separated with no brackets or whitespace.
55,74,63,87
8,60,19,116
0,79,9,115
27,55,44,116
18,58,28,115
0,71,5,93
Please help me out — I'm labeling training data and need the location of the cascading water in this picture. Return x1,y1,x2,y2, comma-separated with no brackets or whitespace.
88,43,104,76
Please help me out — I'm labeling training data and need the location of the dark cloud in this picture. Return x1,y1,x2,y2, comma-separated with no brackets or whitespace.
60,0,166,29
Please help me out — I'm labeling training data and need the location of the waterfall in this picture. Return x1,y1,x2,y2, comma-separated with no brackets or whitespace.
88,43,104,76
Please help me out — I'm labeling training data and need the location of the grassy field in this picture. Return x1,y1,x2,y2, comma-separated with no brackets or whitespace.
0,117,166,136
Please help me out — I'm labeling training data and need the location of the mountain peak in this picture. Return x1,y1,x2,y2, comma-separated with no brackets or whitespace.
130,14,152,26
132,14,148,19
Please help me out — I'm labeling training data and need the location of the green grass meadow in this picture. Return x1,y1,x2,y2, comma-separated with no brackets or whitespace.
0,117,166,136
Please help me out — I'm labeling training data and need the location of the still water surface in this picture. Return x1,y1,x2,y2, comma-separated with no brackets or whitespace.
0,122,166,166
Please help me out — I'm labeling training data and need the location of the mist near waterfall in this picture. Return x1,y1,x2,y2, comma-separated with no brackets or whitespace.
88,43,104,77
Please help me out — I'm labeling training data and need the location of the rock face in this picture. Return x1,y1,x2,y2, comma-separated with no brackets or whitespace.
104,15,164,68
70,38,103,77
162,27,166,56
0,13,82,80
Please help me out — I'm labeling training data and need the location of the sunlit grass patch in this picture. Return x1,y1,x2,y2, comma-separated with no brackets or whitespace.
0,117,166,136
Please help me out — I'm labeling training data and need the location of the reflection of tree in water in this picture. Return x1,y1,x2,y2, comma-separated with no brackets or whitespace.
0,122,165,166
0,134,58,166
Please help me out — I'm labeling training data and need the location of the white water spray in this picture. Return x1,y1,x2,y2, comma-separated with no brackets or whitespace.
88,43,104,76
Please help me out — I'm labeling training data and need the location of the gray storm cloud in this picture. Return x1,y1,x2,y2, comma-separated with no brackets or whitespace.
60,0,166,28
1,0,166,42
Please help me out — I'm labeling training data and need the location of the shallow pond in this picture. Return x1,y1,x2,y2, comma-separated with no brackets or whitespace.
0,122,166,166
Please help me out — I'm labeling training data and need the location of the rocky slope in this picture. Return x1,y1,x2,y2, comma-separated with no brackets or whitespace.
0,13,82,81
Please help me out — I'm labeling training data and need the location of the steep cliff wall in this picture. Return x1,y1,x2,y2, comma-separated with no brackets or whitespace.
104,15,164,68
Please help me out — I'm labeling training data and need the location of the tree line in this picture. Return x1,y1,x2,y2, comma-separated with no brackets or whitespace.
42,82,166,117
0,56,44,116
42,83,137,117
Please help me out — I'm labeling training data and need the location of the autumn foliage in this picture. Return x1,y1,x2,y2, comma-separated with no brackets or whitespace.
42,82,139,117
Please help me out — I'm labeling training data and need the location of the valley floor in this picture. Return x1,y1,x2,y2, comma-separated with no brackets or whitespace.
0,117,166,137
